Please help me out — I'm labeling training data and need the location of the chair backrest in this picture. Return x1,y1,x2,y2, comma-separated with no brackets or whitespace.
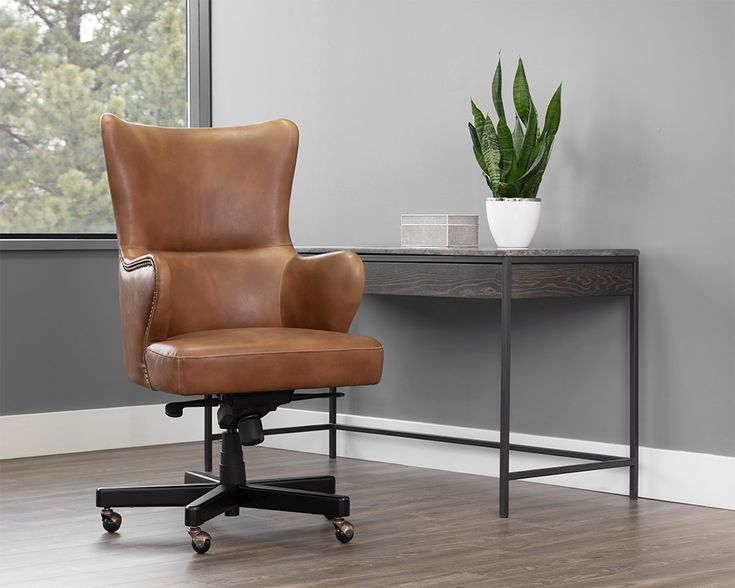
101,115,298,254
101,115,302,384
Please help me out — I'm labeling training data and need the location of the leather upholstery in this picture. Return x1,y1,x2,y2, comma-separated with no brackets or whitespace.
145,328,384,395
101,114,383,395
102,117,296,253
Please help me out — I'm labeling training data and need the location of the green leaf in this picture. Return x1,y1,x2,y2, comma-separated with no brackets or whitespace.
469,123,488,174
491,59,514,179
520,84,561,196
474,146,488,176
470,100,485,137
520,171,543,197
517,137,547,182
495,181,519,198
480,118,502,190
540,83,562,139
513,58,533,125
496,116,514,179
469,122,482,153
512,114,524,157
491,58,505,121
520,134,557,197
506,104,537,183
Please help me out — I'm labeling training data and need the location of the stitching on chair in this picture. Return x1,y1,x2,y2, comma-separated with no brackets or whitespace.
121,253,157,388
142,258,158,388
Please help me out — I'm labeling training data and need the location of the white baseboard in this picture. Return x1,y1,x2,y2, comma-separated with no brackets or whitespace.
259,408,735,511
0,404,205,460
2,405,733,511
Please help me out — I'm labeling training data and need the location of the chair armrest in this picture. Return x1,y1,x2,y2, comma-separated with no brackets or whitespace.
118,251,172,387
280,251,365,333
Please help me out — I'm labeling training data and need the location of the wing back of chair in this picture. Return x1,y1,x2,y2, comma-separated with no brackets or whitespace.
102,115,298,253
101,115,302,386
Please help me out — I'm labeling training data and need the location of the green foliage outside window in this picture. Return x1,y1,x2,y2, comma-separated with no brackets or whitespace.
0,0,187,233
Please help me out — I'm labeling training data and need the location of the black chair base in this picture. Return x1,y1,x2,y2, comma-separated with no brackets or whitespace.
96,429,354,553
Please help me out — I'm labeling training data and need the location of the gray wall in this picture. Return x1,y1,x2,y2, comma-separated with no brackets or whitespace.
211,0,735,456
0,249,173,414
0,0,733,458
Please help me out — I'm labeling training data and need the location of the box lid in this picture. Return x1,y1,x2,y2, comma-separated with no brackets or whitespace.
401,214,479,226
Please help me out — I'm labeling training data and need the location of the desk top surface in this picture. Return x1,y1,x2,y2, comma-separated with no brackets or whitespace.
298,246,639,257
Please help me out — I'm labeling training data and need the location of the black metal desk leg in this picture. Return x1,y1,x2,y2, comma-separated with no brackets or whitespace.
629,260,639,499
329,388,337,459
204,396,213,472
499,259,512,518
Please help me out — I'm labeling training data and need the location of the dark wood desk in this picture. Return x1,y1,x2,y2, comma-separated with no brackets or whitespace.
204,247,640,517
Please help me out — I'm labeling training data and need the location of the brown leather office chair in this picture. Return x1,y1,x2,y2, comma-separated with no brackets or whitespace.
96,114,383,553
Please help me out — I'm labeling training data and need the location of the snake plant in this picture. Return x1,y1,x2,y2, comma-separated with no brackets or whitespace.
469,58,561,198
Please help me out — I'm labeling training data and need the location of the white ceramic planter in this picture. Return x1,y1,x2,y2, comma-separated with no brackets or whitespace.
485,198,541,248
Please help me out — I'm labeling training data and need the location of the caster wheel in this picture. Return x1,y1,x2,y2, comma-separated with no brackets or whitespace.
101,508,122,533
188,527,212,554
101,509,122,533
332,519,354,544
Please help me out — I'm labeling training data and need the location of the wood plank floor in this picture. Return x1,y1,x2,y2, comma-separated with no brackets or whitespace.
1,442,733,587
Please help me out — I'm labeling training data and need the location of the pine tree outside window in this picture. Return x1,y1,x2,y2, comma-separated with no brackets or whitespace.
0,0,189,234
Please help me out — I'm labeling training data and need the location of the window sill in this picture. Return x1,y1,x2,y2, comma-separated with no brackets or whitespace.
0,239,118,251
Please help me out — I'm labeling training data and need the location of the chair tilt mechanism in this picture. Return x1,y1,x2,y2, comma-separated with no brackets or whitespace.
97,115,384,554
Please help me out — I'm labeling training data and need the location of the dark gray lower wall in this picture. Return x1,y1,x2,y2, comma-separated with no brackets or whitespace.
346,293,630,445
0,249,172,413
2,247,733,457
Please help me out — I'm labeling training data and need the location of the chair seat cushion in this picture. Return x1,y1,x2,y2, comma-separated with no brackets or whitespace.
145,327,383,395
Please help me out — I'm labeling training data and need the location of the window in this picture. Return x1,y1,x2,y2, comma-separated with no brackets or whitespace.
0,0,190,235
